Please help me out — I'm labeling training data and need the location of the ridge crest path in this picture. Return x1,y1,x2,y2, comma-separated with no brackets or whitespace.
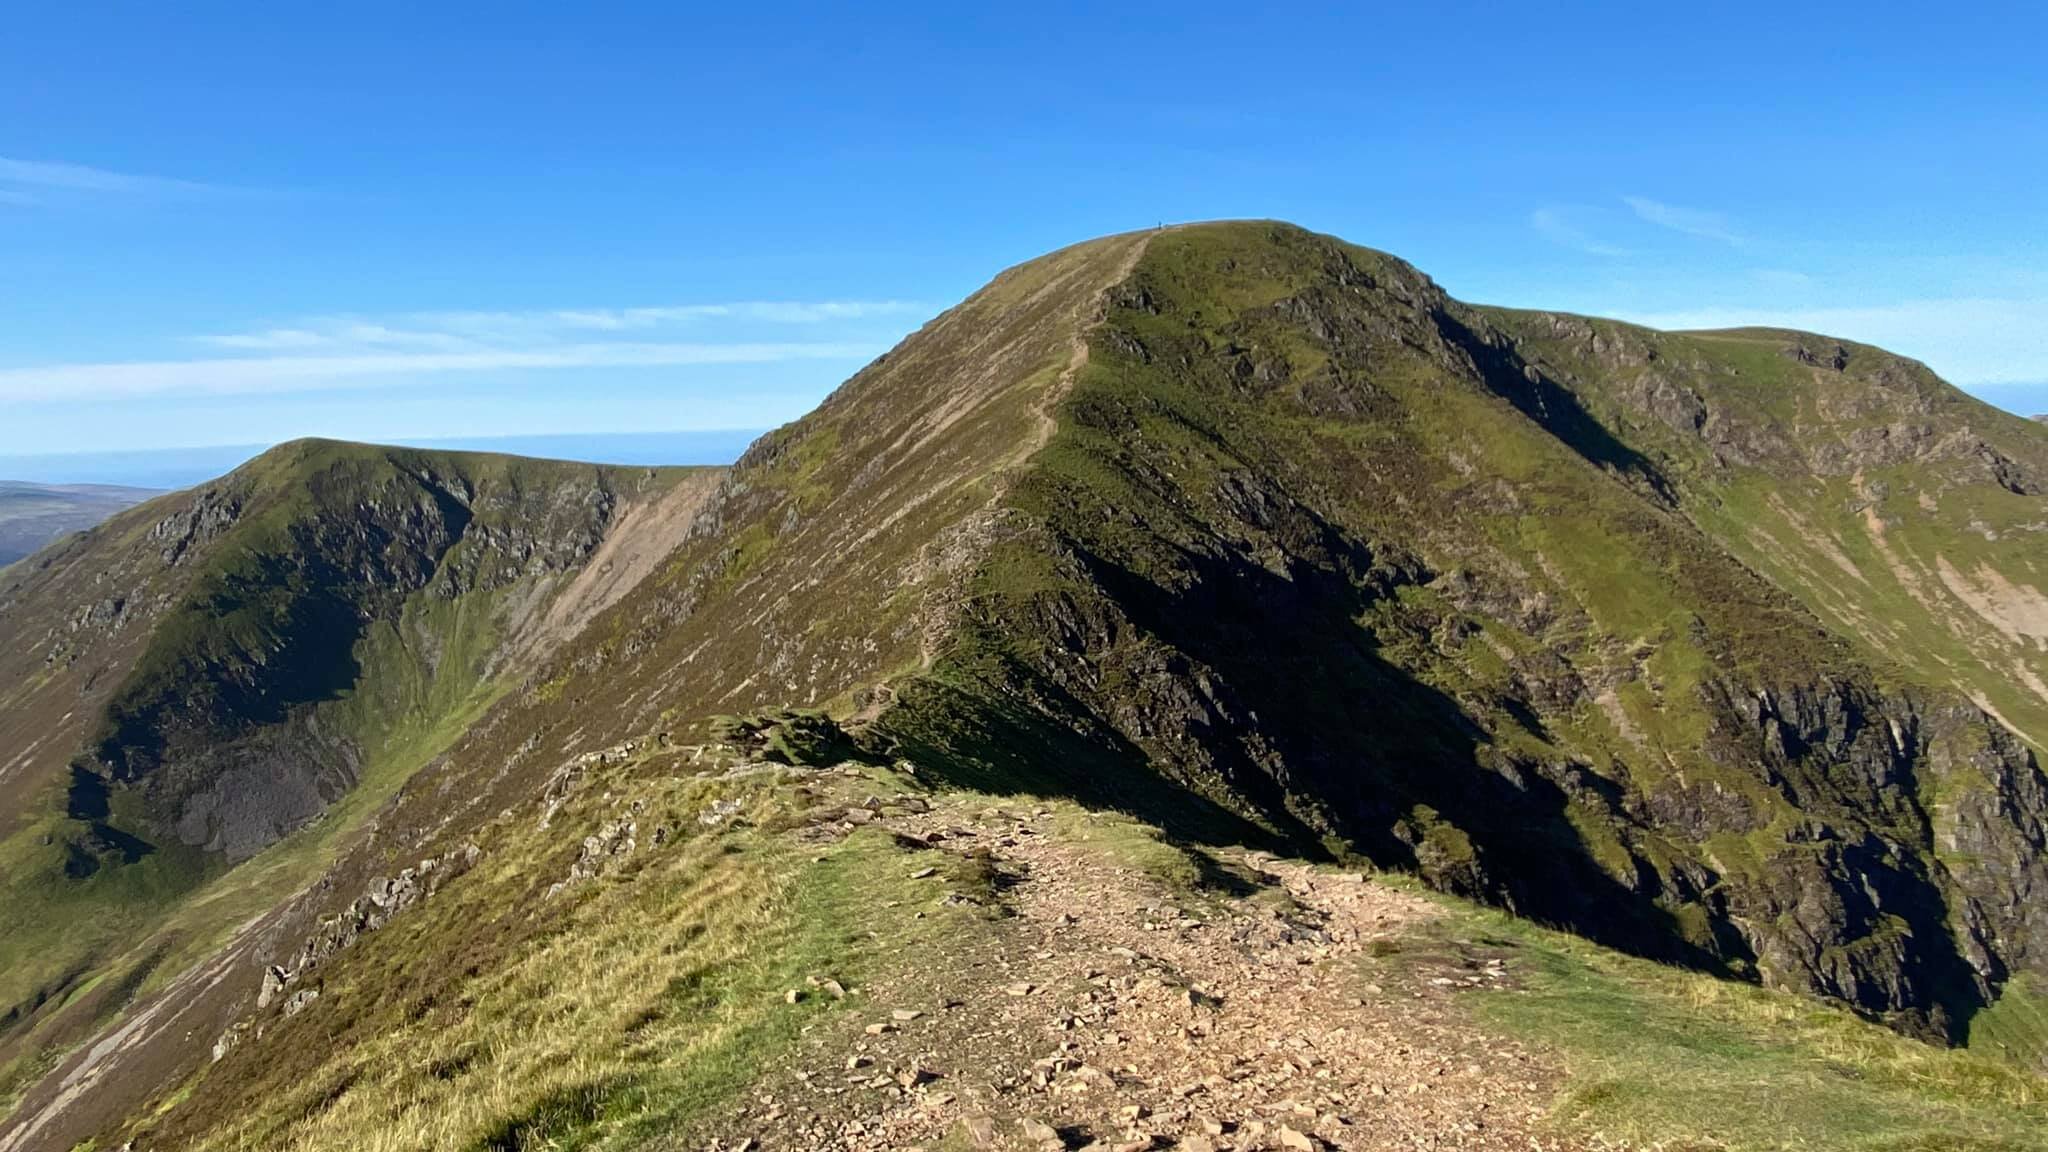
684,796,1580,1151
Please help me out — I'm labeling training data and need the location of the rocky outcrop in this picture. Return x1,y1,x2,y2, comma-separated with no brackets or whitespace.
146,487,242,568
258,841,481,1011
545,817,637,897
210,838,481,1065
537,738,646,828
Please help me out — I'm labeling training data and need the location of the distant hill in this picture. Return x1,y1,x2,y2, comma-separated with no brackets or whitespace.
7,224,2048,1152
0,481,161,568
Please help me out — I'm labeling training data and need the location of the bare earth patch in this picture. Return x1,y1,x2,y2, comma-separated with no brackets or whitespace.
1935,556,2048,646
673,799,1571,1152
516,468,729,661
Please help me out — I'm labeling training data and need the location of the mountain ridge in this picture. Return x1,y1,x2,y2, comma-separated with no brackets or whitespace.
5,221,2048,1151
0,438,720,1147
887,224,2048,1035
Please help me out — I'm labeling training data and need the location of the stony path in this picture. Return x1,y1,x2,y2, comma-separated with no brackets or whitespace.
682,800,1579,1152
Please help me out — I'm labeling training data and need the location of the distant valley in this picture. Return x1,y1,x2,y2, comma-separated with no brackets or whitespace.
0,482,161,568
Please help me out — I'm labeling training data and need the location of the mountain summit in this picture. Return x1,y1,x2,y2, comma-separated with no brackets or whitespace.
5,223,2048,1151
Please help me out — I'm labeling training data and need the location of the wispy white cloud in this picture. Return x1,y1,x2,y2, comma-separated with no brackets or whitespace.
194,300,929,352
525,300,927,328
6,298,931,403
1622,195,1745,246
1617,296,2048,387
1531,206,1628,257
197,322,477,353
0,342,885,402
199,328,346,351
0,155,256,205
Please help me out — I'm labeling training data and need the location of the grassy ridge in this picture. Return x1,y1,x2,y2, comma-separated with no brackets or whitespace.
1382,898,2048,1150
14,223,2048,1148
115,747,2048,1152
946,223,1978,1013
127,748,972,1152
0,441,695,1126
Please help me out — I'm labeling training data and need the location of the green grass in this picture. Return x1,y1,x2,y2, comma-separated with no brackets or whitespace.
1384,901,2048,1151
1970,976,2048,1073
0,583,519,1114
124,761,980,1152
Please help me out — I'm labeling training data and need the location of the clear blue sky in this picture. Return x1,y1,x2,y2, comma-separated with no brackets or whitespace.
5,1,2047,466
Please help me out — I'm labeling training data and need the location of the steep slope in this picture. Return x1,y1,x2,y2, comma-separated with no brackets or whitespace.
0,232,1160,1152
1487,312,2048,1017
888,224,2048,1042
1488,315,2048,749
0,440,714,1133
9,222,2048,1152
0,481,160,568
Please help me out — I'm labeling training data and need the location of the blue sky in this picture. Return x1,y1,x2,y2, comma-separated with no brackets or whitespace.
5,1,2047,470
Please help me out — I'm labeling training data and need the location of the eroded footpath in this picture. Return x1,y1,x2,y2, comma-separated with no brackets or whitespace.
676,789,1574,1152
